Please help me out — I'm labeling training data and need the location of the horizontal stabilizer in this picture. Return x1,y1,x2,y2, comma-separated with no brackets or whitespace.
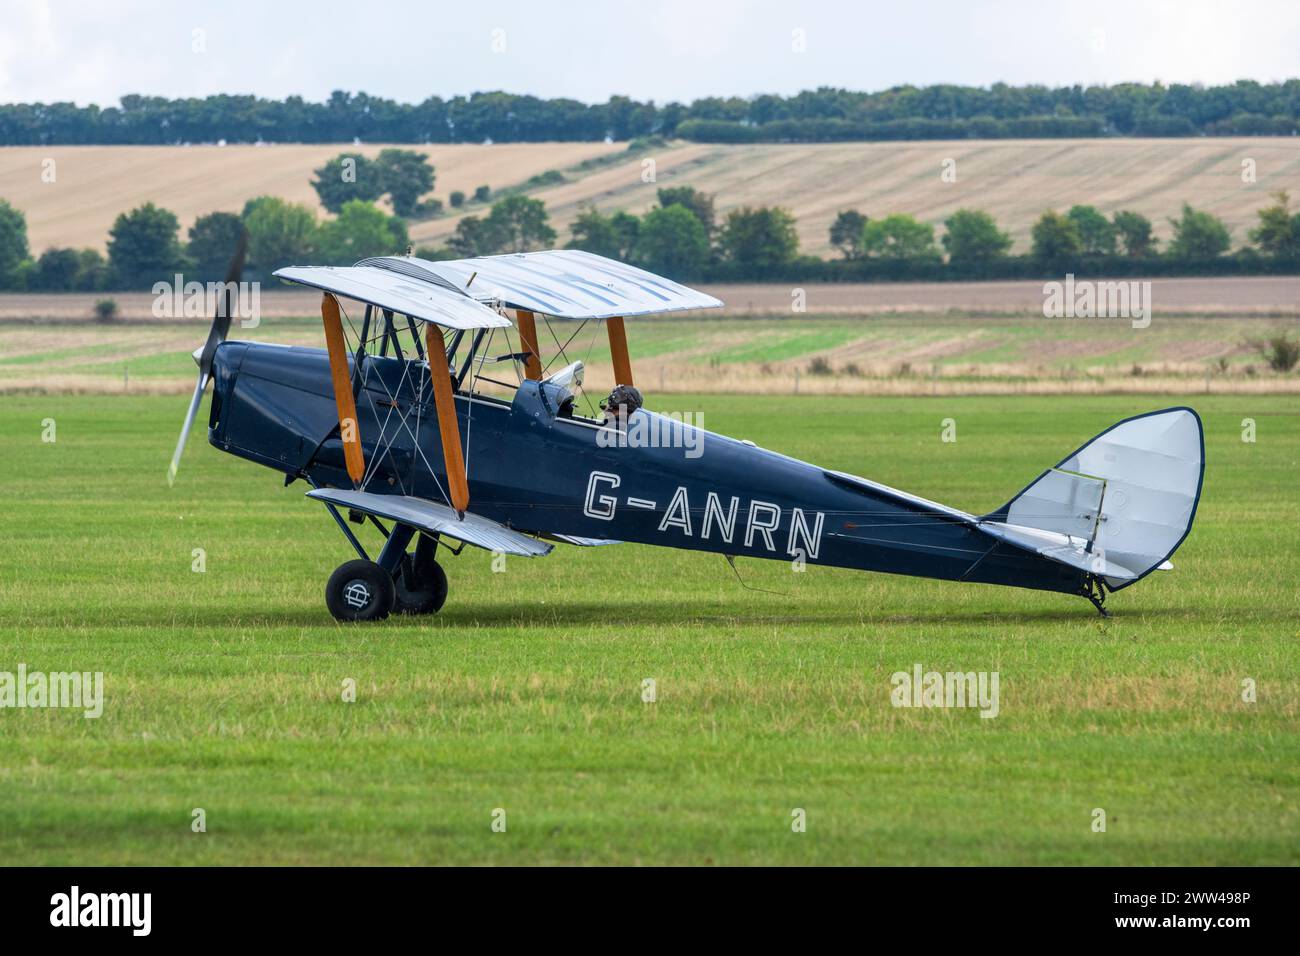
306,489,552,557
978,521,1139,582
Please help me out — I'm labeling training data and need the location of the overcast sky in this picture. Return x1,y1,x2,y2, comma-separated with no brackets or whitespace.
2,0,1297,107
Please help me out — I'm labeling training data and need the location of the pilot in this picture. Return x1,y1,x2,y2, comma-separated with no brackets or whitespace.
601,383,643,427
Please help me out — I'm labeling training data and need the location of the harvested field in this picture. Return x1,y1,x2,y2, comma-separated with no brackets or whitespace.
409,137,1300,254
0,142,623,253
6,138,1299,257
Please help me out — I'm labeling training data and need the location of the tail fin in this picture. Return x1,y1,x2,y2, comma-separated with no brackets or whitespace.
979,407,1204,591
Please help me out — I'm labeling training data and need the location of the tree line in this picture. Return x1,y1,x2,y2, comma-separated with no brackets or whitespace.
0,195,420,292
0,148,440,290
2,146,1298,292
518,189,1300,282
3,80,1298,145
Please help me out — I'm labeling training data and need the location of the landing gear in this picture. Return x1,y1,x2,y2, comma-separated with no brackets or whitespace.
393,535,448,615
326,559,396,622
315,487,454,621
1081,574,1110,617
323,526,449,621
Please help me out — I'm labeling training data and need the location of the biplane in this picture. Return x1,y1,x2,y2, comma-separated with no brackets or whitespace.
168,244,1203,620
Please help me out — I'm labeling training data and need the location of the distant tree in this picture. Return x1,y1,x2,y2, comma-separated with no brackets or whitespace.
187,211,246,280
317,201,410,265
75,249,108,291
0,199,30,285
567,205,614,256
1067,204,1117,256
1030,210,1083,263
413,244,458,261
1248,191,1300,258
607,211,641,261
6,82,1300,147
33,247,81,290
829,210,868,259
568,205,640,261
473,185,492,202
862,213,940,261
719,206,799,270
634,205,710,278
243,196,318,276
107,202,184,287
241,195,275,220
412,198,443,219
941,209,1012,263
657,186,717,237
449,190,466,208
22,246,102,291
484,195,556,253
1112,210,1157,257
448,216,504,257
1259,331,1300,372
311,153,382,213
1167,202,1231,259
374,148,435,217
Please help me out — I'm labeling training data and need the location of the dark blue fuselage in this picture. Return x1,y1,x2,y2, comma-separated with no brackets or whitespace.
208,340,1086,596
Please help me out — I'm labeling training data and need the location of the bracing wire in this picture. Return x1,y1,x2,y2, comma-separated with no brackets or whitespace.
540,316,589,374
541,313,602,418
463,327,495,487
336,300,453,508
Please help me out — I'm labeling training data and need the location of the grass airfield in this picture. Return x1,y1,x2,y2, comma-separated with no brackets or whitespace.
0,392,1296,865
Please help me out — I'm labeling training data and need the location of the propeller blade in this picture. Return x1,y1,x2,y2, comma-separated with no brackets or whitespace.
166,230,247,486
167,373,208,487
195,229,248,379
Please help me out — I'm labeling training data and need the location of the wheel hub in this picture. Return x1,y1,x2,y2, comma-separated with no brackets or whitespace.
342,580,372,609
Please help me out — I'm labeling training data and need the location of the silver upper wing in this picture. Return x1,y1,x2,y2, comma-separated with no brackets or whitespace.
274,265,512,330
357,249,723,319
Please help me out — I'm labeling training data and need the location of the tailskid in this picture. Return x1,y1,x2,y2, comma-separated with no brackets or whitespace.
1080,574,1110,617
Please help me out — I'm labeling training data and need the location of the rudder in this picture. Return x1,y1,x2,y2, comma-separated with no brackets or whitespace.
980,407,1205,591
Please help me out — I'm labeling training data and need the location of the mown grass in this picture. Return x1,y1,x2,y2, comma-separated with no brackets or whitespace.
0,393,1296,865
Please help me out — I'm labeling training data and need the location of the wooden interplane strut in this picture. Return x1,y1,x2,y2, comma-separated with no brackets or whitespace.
606,315,633,386
320,293,366,486
425,324,470,515
514,309,543,381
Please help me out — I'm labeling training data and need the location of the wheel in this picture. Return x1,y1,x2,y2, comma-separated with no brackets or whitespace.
393,537,448,615
326,560,396,622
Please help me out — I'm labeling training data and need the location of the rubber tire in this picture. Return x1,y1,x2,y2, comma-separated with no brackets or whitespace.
326,560,396,622
393,547,448,615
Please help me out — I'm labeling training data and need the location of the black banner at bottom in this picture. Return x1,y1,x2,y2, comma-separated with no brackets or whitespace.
0,866,1283,942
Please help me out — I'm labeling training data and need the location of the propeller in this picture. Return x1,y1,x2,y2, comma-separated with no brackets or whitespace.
166,231,248,486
